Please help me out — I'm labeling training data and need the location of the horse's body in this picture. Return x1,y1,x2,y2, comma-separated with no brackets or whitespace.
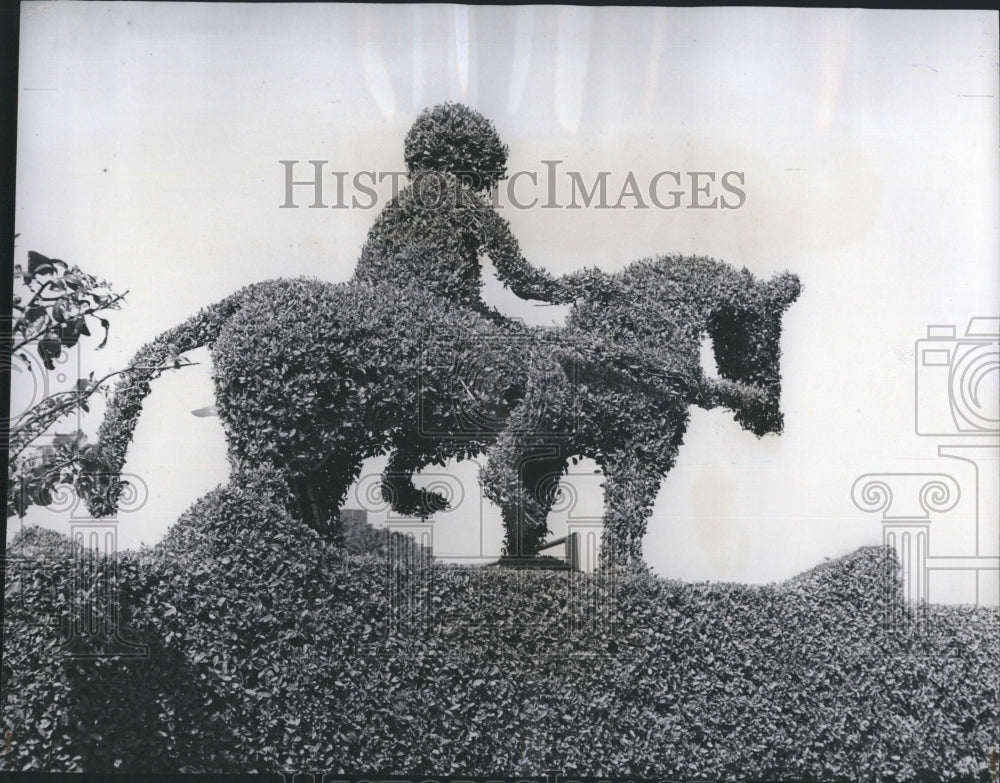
88,255,799,567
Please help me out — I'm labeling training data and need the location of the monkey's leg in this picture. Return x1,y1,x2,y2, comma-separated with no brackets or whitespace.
381,450,450,519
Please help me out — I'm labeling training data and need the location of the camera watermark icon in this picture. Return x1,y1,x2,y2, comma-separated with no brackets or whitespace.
915,317,999,437
854,316,1000,628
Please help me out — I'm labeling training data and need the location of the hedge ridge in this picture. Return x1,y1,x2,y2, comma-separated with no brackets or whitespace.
4,488,998,779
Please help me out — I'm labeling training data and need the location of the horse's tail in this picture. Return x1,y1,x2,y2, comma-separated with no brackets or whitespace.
85,280,273,517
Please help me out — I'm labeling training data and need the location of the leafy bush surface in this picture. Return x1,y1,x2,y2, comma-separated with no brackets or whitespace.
3,491,997,779
402,101,510,192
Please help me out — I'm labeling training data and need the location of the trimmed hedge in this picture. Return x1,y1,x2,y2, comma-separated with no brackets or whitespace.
3,486,997,779
89,256,799,566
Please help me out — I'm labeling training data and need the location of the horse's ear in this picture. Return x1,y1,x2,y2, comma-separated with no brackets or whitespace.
767,272,801,309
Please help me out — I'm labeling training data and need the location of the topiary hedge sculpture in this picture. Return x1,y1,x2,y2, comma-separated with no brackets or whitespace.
87,252,799,567
482,256,801,564
87,103,801,566
402,101,510,192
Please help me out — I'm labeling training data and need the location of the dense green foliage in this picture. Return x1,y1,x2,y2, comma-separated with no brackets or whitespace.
353,179,570,312
356,103,568,311
3,489,997,778
483,256,799,563
209,276,523,539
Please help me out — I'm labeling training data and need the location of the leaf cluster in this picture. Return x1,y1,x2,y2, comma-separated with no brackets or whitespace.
4,502,997,779
403,102,509,192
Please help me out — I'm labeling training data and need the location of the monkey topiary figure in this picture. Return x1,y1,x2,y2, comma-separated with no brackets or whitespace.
353,102,574,314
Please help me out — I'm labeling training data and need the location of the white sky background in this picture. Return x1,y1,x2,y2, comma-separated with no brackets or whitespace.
9,4,1000,598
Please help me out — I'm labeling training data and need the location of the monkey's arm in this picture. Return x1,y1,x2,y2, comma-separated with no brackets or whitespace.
476,205,577,305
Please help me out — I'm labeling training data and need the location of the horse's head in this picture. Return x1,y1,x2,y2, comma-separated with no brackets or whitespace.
565,256,801,438
703,269,801,436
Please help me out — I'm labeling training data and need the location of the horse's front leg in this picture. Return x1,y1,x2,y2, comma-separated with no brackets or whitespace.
598,451,663,569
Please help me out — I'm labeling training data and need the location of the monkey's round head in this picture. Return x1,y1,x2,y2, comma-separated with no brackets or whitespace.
403,102,509,193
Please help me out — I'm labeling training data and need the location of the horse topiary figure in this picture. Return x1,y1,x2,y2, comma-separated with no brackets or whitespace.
482,256,801,564
86,251,799,568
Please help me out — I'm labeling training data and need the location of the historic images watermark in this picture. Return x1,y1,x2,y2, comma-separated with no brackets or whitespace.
278,160,747,211
852,317,999,628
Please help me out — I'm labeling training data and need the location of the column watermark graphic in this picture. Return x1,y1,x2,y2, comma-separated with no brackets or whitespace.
853,316,1000,623
350,458,615,658
4,475,151,660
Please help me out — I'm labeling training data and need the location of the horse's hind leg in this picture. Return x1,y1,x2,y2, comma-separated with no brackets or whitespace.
290,451,368,545
483,435,570,558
